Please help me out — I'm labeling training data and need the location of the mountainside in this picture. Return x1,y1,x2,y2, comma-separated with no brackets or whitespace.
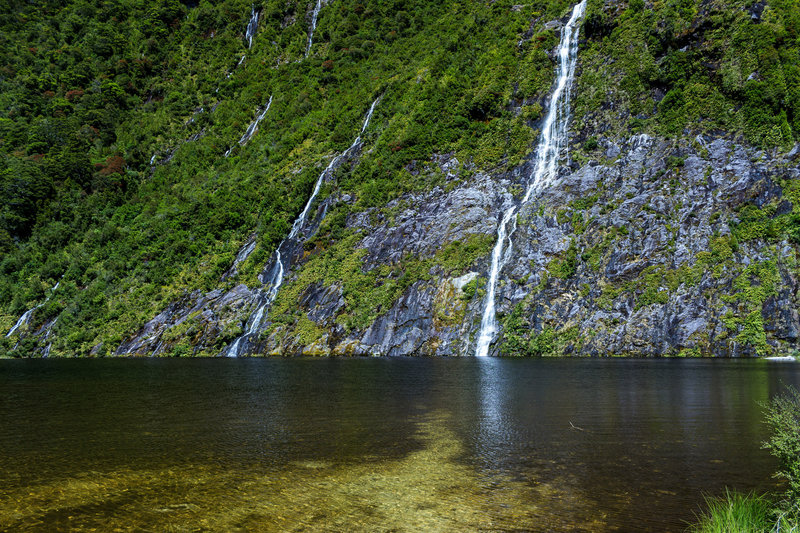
2,0,799,357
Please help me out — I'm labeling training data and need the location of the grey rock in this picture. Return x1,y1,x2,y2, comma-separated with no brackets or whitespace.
114,135,800,359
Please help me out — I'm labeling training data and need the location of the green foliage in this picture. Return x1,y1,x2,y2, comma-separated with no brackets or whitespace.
460,277,479,300
270,231,492,337
732,204,782,242
547,239,578,279
0,0,568,355
572,193,599,211
693,387,800,532
721,260,778,355
573,0,800,148
500,303,530,357
666,155,685,168
690,490,773,533
582,136,599,151
762,386,800,522
635,269,669,310
500,298,580,357
5,0,798,355
528,327,558,357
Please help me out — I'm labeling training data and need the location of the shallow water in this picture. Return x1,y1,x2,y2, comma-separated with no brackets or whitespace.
1,358,798,531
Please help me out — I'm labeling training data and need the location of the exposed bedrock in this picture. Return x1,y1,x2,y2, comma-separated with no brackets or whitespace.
118,136,800,357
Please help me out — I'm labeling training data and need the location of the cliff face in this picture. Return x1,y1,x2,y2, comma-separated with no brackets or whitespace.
3,0,800,357
117,133,800,357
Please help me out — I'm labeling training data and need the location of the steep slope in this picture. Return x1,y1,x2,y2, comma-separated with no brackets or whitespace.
2,0,799,357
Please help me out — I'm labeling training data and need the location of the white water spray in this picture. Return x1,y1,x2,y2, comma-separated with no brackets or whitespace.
225,98,379,357
6,281,60,338
306,0,323,57
475,1,586,357
245,5,259,49
6,309,35,338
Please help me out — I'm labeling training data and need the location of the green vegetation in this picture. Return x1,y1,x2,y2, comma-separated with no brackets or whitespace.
501,298,580,357
693,386,800,532
0,0,578,355
505,189,793,357
762,385,800,523
269,231,493,343
691,490,774,533
547,239,578,279
3,0,800,356
575,0,800,148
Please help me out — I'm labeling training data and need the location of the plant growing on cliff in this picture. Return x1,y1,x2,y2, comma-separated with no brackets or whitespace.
547,239,579,279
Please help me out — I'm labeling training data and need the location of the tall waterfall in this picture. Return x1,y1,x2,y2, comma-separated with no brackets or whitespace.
225,98,380,357
245,5,259,49
474,1,586,357
305,0,323,57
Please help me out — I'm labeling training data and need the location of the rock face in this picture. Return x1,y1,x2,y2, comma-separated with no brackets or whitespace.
499,135,800,357
117,133,800,357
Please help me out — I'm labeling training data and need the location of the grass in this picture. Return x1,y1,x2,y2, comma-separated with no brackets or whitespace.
691,490,800,533
690,490,773,533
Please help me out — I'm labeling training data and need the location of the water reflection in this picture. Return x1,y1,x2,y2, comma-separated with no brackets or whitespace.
466,359,800,530
476,357,513,466
0,358,797,531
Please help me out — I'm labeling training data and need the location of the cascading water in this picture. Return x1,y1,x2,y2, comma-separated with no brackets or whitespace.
474,1,586,357
6,281,60,338
225,98,380,357
6,309,35,338
245,5,259,49
224,95,273,157
305,0,323,57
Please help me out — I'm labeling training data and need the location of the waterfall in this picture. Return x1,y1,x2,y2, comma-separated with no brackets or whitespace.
223,234,258,280
306,0,323,57
474,1,586,357
224,95,273,157
41,316,58,357
6,281,60,338
6,309,35,338
245,5,259,49
224,98,379,357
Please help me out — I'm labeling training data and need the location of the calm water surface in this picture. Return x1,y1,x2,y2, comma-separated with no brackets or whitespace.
1,358,798,531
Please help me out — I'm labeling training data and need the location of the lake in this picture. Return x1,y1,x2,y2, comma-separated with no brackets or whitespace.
1,358,798,531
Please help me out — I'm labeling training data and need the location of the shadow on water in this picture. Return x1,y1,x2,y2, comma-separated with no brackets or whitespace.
0,357,797,531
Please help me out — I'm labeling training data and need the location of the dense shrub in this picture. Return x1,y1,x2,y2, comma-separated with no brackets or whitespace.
763,385,800,522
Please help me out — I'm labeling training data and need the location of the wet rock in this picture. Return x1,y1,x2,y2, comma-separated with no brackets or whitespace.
115,136,800,358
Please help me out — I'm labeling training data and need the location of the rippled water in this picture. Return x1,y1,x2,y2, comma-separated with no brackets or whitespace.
1,358,798,531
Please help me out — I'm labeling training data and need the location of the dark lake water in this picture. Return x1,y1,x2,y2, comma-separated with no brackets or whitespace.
1,358,798,531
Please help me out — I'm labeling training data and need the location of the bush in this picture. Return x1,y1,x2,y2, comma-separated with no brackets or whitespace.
692,388,800,532
762,385,800,522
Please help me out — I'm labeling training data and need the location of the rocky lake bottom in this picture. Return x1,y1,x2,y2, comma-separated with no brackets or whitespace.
1,357,798,531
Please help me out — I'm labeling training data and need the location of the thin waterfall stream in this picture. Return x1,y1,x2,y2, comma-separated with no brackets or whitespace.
6,281,60,338
305,0,323,57
245,5,259,49
474,0,586,357
225,98,380,357
224,95,273,158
